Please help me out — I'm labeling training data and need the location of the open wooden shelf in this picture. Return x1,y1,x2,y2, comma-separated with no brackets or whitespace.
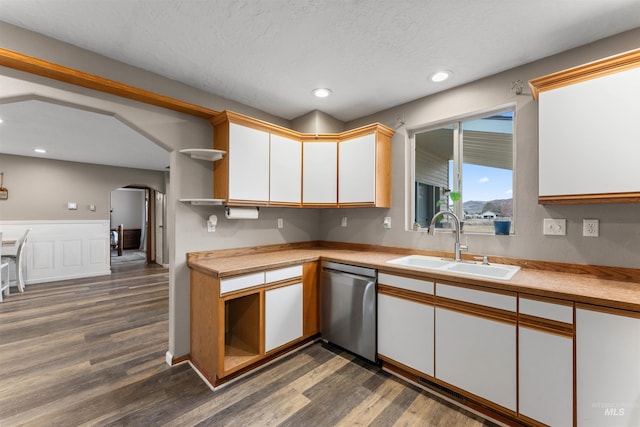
223,293,262,373
179,148,226,161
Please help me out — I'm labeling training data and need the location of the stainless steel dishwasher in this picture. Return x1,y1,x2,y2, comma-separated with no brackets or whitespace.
320,261,377,362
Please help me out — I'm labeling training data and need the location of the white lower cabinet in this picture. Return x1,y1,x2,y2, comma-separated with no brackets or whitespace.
378,293,434,376
519,327,573,426
518,296,574,427
265,283,303,353
435,283,517,412
576,306,640,427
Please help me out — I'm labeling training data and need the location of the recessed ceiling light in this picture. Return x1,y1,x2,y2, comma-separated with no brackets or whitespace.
312,88,332,98
34,148,47,154
429,70,453,83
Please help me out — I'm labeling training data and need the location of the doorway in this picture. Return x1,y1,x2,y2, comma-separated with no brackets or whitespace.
110,186,164,266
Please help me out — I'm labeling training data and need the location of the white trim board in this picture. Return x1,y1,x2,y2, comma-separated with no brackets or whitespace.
0,220,111,284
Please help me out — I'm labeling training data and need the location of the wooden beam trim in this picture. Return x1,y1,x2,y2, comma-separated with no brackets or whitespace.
0,47,219,119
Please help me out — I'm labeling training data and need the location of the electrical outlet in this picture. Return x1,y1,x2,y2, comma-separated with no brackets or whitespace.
277,218,284,229
341,217,348,227
583,219,599,237
543,218,566,236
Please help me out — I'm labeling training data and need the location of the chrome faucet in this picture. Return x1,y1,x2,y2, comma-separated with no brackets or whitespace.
429,211,468,262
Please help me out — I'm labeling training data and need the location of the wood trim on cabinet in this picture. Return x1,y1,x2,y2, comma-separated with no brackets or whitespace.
437,279,518,299
264,278,302,292
189,269,219,384
302,262,320,338
213,119,230,201
539,192,640,205
518,314,574,338
375,130,392,208
434,378,519,419
529,48,640,99
378,354,435,382
518,293,574,307
210,110,300,139
436,297,517,324
575,302,640,319
0,47,219,119
378,284,434,305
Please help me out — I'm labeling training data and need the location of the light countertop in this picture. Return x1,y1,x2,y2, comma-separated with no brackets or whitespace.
188,247,640,313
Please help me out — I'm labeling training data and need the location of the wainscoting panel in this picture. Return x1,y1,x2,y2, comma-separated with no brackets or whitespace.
0,220,111,284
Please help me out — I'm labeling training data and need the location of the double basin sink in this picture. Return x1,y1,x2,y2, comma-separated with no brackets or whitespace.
387,255,521,280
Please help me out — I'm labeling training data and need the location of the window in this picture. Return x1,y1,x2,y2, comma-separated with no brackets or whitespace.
410,107,514,234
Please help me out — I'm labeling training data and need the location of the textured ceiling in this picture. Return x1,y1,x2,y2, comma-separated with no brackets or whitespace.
1,1,640,170
2,0,640,122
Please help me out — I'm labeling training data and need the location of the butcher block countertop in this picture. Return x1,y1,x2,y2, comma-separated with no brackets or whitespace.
187,242,640,313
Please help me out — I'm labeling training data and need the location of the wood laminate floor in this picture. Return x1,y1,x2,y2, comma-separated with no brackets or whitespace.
0,263,498,427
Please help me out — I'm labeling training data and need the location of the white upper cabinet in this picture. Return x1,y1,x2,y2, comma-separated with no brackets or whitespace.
339,133,376,204
302,141,337,205
531,49,640,204
270,134,302,205
213,111,393,208
228,123,270,203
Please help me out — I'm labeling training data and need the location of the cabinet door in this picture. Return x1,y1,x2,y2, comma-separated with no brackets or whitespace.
378,294,434,376
577,307,640,426
302,141,337,205
538,66,640,200
270,134,301,204
265,283,303,353
519,327,573,427
435,307,516,411
338,133,376,204
228,123,270,202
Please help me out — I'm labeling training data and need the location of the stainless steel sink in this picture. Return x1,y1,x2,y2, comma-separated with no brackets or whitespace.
386,255,521,280
386,255,451,269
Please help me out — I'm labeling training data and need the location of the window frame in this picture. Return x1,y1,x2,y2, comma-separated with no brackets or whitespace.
406,103,516,234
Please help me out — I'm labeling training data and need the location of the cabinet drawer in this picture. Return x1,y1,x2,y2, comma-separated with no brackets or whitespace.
265,265,303,284
220,272,265,295
519,296,573,324
436,283,516,312
379,273,433,295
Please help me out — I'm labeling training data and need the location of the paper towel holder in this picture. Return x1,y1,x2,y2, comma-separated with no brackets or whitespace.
225,206,260,219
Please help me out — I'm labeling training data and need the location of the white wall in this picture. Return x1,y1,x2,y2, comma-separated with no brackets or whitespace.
110,188,145,229
318,27,640,270
0,22,320,360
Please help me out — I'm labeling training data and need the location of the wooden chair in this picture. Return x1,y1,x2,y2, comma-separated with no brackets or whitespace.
1,228,30,293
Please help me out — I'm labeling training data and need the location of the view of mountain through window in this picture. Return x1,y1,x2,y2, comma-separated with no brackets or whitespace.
414,109,514,233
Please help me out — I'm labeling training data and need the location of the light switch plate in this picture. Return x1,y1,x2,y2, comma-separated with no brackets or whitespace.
341,217,348,227
543,218,566,236
277,218,284,229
